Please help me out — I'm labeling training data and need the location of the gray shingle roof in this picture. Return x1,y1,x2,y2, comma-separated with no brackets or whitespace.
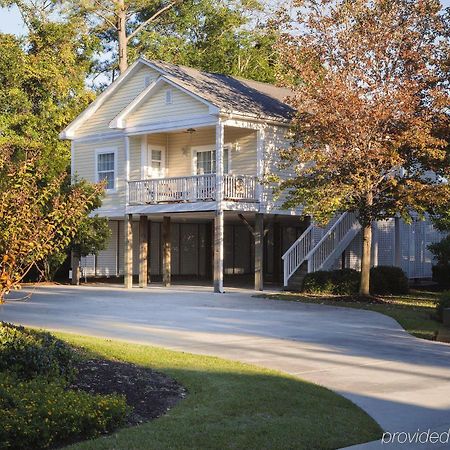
145,58,294,123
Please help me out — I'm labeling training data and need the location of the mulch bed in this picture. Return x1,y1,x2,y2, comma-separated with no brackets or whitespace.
69,355,187,426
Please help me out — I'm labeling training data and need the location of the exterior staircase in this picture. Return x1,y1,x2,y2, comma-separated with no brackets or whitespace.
282,212,362,290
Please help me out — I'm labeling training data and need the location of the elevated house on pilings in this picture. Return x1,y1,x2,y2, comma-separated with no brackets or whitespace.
62,57,443,292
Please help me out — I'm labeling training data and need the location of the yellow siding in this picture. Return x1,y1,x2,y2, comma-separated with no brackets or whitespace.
72,137,126,213
75,66,159,137
125,84,209,129
165,127,257,178
262,125,298,213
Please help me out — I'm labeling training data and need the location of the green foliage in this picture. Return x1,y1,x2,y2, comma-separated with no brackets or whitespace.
132,0,278,83
429,234,450,266
0,21,97,180
302,267,409,295
429,235,450,288
72,215,111,258
436,291,450,323
369,266,409,295
0,322,76,381
302,269,360,295
0,371,128,450
0,151,103,301
432,265,450,289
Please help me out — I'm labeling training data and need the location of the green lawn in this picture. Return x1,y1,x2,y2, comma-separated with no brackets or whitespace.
54,333,382,450
262,290,445,341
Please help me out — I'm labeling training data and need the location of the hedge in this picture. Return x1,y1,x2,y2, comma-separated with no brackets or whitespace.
301,266,409,295
0,372,128,450
0,322,76,380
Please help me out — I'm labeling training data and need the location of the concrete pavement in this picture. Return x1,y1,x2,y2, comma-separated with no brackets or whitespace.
2,284,450,449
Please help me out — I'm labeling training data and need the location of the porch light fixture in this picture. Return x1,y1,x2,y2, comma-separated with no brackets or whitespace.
182,128,197,156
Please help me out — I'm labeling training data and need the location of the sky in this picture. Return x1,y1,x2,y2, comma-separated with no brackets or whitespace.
1,0,449,36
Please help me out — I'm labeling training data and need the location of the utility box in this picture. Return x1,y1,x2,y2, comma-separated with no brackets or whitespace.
444,308,450,328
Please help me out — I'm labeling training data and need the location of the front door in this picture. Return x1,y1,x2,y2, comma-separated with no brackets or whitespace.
147,146,166,179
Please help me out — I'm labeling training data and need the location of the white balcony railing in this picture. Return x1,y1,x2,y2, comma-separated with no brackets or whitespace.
128,174,258,205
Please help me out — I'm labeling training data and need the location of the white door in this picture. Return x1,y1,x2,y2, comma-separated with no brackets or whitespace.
147,146,166,179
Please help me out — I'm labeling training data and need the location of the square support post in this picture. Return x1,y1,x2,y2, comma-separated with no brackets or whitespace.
124,213,133,289
273,220,281,283
254,213,264,291
71,251,80,286
214,121,225,293
162,216,171,287
213,212,224,293
139,215,148,288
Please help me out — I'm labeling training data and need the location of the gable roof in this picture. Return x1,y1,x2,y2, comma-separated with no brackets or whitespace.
61,57,294,139
141,59,294,123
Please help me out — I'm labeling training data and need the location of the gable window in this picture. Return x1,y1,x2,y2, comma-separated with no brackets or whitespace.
96,149,116,191
195,146,230,175
165,89,173,105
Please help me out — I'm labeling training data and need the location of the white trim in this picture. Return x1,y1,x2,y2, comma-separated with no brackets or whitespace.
256,128,265,203
126,201,218,215
124,116,217,136
125,137,130,204
70,131,124,144
60,59,143,140
109,76,219,130
70,141,75,183
95,147,118,192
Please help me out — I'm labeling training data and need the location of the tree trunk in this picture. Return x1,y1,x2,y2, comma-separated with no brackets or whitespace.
117,0,128,74
359,223,372,296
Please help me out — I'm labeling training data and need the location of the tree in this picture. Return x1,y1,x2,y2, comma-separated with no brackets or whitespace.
0,20,97,179
276,0,450,295
69,214,112,284
64,0,277,81
0,150,103,302
37,189,111,282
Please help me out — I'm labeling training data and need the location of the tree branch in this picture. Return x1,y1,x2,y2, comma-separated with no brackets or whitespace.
127,1,177,41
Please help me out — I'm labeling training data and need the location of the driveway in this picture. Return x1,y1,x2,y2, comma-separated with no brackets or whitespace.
2,284,450,449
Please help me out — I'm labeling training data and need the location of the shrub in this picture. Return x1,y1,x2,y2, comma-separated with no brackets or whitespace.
369,266,409,295
436,291,450,323
0,322,76,380
432,265,450,289
302,269,360,295
0,372,128,450
429,235,450,289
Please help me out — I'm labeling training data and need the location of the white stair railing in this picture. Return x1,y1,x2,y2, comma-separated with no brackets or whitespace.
282,212,361,286
306,212,360,272
282,224,314,286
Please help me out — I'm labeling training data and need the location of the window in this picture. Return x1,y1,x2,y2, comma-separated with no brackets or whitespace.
195,147,229,175
96,150,116,190
150,149,163,178
165,89,173,105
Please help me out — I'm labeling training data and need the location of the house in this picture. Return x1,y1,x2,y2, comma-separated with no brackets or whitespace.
62,57,443,292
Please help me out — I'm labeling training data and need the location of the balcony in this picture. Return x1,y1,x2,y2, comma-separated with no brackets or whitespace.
128,174,258,205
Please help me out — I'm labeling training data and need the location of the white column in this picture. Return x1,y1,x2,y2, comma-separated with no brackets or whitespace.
256,128,265,204
214,121,224,293
125,136,130,206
